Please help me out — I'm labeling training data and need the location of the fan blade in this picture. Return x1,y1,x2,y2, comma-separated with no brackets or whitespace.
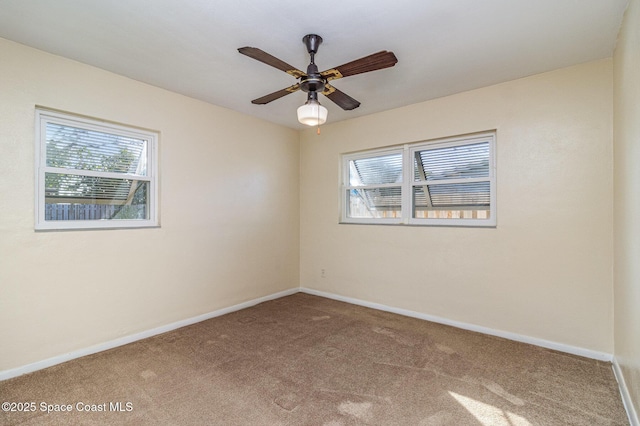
238,47,306,78
321,51,398,81
251,84,301,105
322,84,361,110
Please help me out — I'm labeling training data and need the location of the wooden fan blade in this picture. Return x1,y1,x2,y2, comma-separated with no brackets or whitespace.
322,84,361,110
321,51,398,81
251,84,301,105
238,47,306,78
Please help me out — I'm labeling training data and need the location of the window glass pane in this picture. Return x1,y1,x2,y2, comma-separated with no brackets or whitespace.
347,187,402,218
413,181,490,219
350,153,402,186
414,142,489,182
44,172,148,221
46,122,147,175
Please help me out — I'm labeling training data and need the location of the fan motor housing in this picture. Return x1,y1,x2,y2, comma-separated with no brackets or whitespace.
300,74,325,93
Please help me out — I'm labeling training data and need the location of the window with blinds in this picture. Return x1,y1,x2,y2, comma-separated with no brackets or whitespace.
341,132,496,226
35,108,159,230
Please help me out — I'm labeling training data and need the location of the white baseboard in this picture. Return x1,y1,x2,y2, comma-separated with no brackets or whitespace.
0,287,299,381
613,357,640,426
1,286,616,383
300,287,613,362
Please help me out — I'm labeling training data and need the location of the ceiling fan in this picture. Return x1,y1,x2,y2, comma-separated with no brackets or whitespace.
238,34,398,127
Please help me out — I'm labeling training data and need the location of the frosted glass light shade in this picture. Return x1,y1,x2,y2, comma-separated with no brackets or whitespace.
297,100,328,126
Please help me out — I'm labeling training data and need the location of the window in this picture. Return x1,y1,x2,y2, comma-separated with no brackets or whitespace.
342,132,496,227
35,108,159,230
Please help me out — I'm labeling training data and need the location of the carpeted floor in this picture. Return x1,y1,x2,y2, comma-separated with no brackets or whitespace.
0,293,629,425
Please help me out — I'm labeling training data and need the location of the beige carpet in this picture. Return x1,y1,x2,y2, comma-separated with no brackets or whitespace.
0,293,629,425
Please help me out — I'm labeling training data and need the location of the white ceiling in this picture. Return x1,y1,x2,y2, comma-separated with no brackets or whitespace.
0,0,629,129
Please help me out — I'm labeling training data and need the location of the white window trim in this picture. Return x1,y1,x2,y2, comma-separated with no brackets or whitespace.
35,108,159,230
340,132,496,227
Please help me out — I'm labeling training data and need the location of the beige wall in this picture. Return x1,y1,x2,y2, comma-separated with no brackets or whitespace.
614,0,640,418
300,60,614,353
0,38,300,371
0,31,623,381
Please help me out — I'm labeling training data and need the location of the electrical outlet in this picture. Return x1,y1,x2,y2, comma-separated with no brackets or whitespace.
321,269,326,278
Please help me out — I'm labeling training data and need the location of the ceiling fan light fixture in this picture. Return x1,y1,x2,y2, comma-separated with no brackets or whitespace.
297,97,328,126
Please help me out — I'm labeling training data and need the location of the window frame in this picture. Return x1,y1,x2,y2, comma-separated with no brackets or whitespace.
340,132,496,227
35,108,159,231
